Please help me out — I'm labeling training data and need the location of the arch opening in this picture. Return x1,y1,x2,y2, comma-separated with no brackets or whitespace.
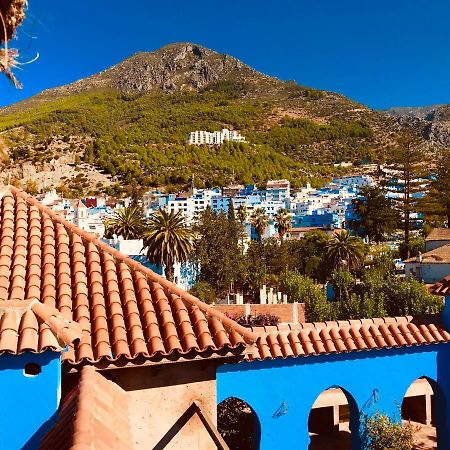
401,376,444,449
308,387,359,450
217,397,261,450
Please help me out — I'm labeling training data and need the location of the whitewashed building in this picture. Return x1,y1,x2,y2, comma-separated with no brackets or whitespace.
187,128,246,145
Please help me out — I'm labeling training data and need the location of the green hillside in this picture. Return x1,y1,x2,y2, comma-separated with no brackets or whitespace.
0,44,399,194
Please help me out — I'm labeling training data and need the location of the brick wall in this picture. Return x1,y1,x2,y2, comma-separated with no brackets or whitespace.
213,303,305,324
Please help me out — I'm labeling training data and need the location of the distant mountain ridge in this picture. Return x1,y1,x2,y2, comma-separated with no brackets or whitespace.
384,103,450,148
384,104,445,120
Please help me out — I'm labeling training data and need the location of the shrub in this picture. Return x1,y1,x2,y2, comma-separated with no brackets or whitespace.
227,313,280,327
189,281,217,305
361,412,416,450
279,271,332,322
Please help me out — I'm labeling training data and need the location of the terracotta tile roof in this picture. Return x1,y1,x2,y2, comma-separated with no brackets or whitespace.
0,299,81,354
426,228,450,242
404,244,450,264
247,316,450,361
40,366,132,450
0,188,255,367
430,275,450,296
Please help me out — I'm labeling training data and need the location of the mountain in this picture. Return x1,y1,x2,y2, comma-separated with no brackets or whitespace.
384,104,444,120
0,43,409,195
384,103,450,149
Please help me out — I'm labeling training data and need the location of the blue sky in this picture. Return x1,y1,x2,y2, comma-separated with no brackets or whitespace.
2,0,450,109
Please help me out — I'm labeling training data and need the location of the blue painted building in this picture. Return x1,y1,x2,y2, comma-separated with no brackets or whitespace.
218,345,450,449
0,352,62,450
292,211,340,229
215,301,450,449
0,299,81,450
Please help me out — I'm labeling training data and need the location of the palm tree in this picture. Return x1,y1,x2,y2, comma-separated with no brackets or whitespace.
251,208,269,241
274,208,291,241
236,205,247,225
325,231,365,273
143,209,194,282
104,205,147,240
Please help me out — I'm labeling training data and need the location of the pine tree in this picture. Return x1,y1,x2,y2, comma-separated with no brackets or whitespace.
420,151,450,226
384,131,428,258
349,185,399,243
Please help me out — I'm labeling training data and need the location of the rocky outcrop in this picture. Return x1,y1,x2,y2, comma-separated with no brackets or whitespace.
384,104,450,149
40,43,262,96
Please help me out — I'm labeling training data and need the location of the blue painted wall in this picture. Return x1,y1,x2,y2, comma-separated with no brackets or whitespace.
218,345,450,449
0,351,61,450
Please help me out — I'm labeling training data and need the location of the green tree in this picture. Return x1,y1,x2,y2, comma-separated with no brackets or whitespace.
274,208,291,241
104,205,147,239
279,271,332,321
361,411,416,450
251,208,269,241
385,131,427,258
349,185,399,243
398,236,425,261
236,204,247,225
383,277,442,316
325,231,366,273
282,231,331,281
189,281,217,305
244,241,268,301
331,267,355,302
421,152,450,226
193,208,246,296
143,209,194,282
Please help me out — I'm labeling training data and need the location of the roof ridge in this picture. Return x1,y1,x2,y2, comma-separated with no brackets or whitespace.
252,316,420,333
9,187,257,345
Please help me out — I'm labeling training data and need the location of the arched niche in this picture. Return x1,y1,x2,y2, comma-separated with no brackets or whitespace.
308,386,360,450
401,376,446,449
217,397,261,450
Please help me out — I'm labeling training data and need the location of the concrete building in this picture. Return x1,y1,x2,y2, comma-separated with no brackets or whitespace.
405,244,450,283
332,175,375,188
426,228,450,252
265,179,290,202
187,128,246,145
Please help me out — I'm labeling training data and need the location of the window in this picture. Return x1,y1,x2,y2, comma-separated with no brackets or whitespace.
24,363,41,377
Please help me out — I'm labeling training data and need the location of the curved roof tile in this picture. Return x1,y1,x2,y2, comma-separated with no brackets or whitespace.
0,299,81,354
0,188,254,367
248,316,450,361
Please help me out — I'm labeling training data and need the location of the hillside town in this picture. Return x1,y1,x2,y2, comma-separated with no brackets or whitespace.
41,175,373,238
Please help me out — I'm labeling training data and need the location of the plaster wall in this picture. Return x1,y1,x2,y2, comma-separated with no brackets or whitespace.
109,362,218,450
0,351,61,450
218,346,450,450
214,303,306,324
405,262,450,283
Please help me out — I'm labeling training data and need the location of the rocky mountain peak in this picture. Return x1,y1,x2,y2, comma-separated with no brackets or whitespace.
42,43,261,97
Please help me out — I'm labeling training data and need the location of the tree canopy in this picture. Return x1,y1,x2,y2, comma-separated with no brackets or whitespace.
349,185,399,243
143,209,194,282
